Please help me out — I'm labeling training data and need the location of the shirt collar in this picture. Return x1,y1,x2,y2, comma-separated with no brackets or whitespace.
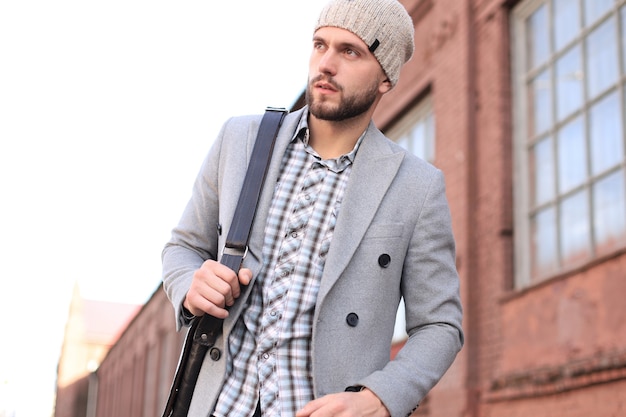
291,108,367,169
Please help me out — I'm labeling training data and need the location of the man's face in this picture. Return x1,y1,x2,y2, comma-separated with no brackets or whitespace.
306,27,391,121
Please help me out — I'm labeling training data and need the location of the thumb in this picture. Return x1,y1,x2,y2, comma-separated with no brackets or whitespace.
239,268,253,286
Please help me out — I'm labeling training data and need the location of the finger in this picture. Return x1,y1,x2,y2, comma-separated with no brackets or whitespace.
296,397,326,417
193,260,239,303
186,261,237,315
185,284,230,319
238,268,253,286
204,260,242,300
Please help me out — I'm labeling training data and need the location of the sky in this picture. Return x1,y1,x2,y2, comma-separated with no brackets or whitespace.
0,1,328,415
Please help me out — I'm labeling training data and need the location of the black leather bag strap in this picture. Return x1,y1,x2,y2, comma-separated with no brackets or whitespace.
191,105,287,361
163,107,288,417
221,106,288,271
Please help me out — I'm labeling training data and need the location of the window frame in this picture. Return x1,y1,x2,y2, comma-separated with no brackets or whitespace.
511,0,626,288
385,95,436,164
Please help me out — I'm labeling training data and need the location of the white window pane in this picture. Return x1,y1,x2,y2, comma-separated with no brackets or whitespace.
621,7,626,75
411,122,427,160
393,298,408,343
590,91,623,174
425,112,436,162
560,190,591,262
556,46,583,121
532,137,556,206
527,4,550,69
554,0,581,50
532,207,558,276
593,170,626,248
529,70,552,136
586,19,619,98
558,116,587,193
584,0,614,26
397,135,410,153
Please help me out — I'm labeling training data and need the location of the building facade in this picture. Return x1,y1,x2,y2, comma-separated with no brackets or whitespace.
70,0,626,416
54,285,140,417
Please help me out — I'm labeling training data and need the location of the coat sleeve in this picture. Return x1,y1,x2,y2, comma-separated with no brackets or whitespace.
160,121,227,331
360,169,464,417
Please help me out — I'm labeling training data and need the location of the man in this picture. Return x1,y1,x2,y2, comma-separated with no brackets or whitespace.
162,0,464,416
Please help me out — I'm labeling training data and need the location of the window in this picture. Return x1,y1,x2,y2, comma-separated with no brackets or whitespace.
512,0,626,287
385,95,436,343
386,95,436,163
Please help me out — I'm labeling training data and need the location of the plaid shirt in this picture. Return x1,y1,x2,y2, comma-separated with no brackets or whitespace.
213,112,364,417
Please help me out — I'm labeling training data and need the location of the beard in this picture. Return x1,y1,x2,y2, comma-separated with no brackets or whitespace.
306,75,379,122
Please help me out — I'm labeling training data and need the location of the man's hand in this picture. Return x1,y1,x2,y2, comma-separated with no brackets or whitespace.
183,259,252,319
295,389,390,417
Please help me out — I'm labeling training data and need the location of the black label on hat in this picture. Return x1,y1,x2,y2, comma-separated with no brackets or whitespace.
369,39,380,53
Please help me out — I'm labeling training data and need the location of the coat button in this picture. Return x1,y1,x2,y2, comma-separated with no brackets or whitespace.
209,347,221,361
378,253,391,268
346,313,359,327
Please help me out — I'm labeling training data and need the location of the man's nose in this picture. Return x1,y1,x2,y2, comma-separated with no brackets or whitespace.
317,50,338,75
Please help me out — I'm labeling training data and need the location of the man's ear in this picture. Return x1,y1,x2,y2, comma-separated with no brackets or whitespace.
379,78,393,94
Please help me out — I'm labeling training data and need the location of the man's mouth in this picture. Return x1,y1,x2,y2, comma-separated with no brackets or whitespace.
316,82,337,91
312,76,340,92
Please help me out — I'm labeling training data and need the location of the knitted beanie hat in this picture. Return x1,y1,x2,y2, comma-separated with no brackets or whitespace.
314,0,415,87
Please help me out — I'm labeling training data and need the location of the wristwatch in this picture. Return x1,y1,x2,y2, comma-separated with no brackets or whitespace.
345,385,366,392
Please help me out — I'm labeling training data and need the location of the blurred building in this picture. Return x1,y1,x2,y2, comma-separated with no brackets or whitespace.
59,0,626,416
54,284,140,417
92,286,185,417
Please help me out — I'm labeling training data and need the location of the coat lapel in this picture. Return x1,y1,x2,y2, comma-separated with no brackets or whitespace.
317,123,404,302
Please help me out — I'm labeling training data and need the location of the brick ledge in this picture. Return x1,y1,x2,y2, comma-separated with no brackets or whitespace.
486,350,626,401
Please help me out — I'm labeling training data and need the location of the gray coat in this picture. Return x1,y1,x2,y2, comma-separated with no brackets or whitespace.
162,107,464,417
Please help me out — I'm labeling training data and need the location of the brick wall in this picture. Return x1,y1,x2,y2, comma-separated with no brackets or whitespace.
94,288,184,417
